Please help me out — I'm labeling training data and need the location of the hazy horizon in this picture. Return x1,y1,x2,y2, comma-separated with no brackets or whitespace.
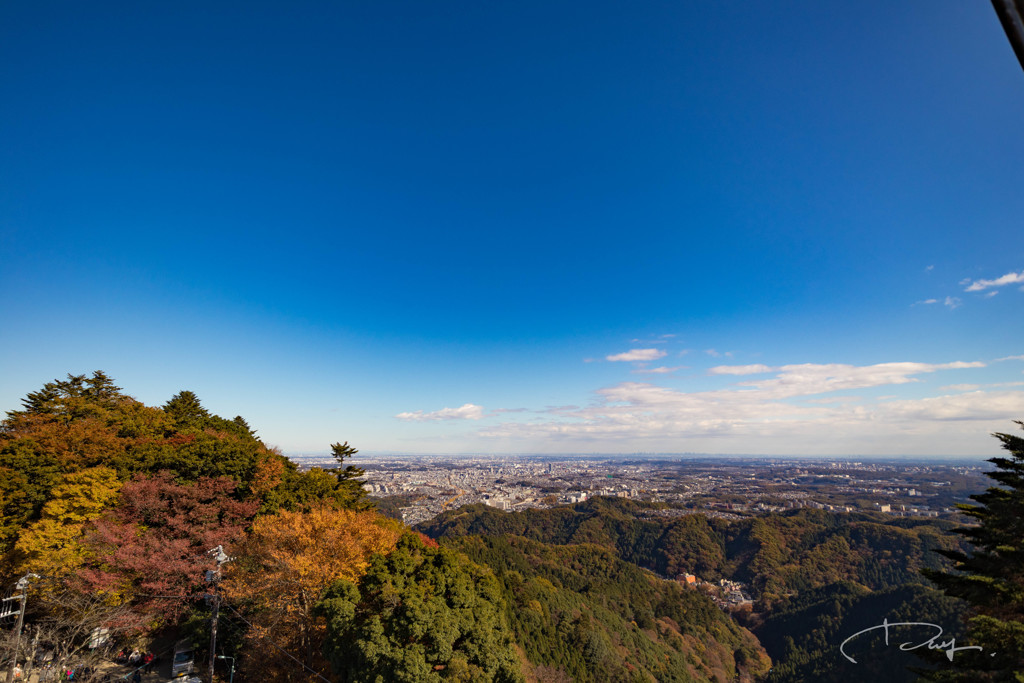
288,450,993,464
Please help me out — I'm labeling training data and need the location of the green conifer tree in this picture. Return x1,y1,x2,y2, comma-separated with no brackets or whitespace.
924,421,1024,681
329,441,371,510
162,390,210,430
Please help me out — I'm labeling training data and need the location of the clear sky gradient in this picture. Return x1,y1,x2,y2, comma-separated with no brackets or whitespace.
3,1,1023,457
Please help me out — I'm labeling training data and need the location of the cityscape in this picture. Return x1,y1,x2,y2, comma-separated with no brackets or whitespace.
292,454,990,527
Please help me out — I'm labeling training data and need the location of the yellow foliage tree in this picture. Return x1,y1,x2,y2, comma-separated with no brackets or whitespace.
223,504,402,681
15,466,122,578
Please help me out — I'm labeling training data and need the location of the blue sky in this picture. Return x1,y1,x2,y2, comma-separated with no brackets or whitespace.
2,1,1023,457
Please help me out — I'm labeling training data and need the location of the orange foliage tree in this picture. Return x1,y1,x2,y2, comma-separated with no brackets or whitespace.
223,505,402,681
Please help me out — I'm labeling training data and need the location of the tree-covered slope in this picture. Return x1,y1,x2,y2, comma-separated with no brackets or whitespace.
0,372,382,680
754,582,970,683
318,534,525,683
0,372,371,577
444,534,771,682
419,498,963,603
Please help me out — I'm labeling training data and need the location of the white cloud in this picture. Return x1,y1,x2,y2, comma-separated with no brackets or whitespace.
396,403,485,422
475,358,1012,454
806,396,862,405
984,291,999,298
709,364,774,376
926,265,934,271
873,391,1024,422
964,270,1024,292
544,405,581,415
997,355,1024,362
914,299,938,306
737,361,985,399
632,366,685,375
944,296,961,309
939,384,980,392
606,348,667,362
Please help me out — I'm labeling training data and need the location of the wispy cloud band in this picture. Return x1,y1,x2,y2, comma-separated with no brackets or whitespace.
965,270,1024,292
606,348,667,362
396,403,484,422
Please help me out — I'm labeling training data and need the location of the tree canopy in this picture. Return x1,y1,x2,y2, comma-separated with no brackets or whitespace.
75,471,259,624
0,372,381,644
0,372,377,576
224,505,402,680
925,421,1024,681
318,534,525,683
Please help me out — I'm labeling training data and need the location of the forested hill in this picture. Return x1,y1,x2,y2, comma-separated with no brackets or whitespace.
754,581,969,682
446,534,771,682
0,370,370,567
417,497,964,603
417,496,978,681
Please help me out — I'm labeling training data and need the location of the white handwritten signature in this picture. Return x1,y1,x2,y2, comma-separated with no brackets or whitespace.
840,619,988,663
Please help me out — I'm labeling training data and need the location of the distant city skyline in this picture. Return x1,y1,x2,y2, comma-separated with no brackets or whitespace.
2,2,1023,457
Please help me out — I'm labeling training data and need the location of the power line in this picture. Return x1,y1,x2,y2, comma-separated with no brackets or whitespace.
222,603,333,683
8,587,333,682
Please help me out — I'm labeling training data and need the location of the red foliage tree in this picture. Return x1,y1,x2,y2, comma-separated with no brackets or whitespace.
415,530,439,548
77,471,258,625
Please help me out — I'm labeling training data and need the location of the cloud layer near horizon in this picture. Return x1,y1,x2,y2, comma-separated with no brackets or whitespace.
472,359,1024,454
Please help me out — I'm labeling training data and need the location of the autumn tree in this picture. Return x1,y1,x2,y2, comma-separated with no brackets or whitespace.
317,534,524,683
2,372,375,536
76,472,258,625
0,374,274,568
223,504,401,681
14,466,121,579
1,372,166,570
925,421,1024,681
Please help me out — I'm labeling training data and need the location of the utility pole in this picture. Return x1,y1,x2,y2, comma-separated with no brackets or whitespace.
206,546,231,683
4,574,39,683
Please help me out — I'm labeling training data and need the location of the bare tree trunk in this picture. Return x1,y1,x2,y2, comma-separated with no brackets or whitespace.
24,628,39,678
